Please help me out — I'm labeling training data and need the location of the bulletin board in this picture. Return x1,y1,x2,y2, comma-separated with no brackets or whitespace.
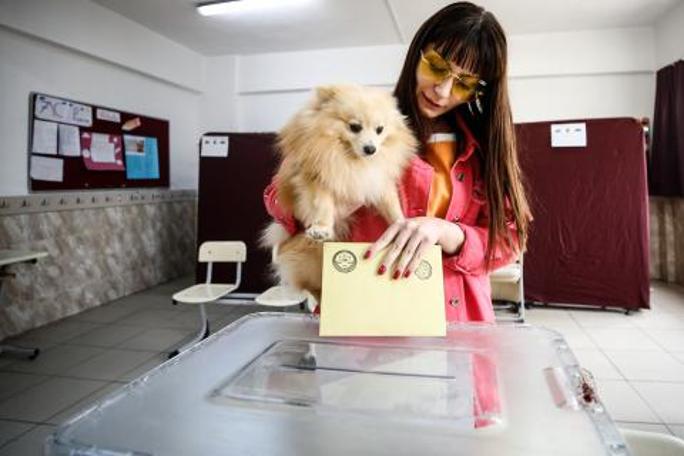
28,92,170,191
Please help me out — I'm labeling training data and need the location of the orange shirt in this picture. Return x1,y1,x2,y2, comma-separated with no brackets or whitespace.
424,133,458,218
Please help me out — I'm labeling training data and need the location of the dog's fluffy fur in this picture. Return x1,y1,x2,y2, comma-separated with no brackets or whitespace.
262,84,418,303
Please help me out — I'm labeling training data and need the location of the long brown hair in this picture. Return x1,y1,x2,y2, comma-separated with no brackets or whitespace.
393,1,531,268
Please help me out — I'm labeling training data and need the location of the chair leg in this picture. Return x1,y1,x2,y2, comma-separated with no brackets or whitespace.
517,280,526,323
168,303,210,359
0,344,40,360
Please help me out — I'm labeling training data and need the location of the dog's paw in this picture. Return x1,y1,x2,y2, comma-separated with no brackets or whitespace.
306,224,333,241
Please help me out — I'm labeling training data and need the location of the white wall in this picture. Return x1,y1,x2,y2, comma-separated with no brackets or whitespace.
0,0,203,91
0,1,671,196
229,27,656,131
655,1,684,68
509,27,655,123
235,45,404,131
201,55,239,133
0,0,206,196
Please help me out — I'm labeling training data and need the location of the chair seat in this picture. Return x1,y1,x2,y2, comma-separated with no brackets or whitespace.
620,428,684,456
173,283,238,304
256,286,308,307
490,264,521,282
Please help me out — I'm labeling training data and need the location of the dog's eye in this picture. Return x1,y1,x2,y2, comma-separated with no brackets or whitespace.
349,123,363,133
376,126,384,135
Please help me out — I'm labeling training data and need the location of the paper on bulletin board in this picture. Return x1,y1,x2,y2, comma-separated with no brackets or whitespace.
81,132,124,171
124,135,160,180
32,120,58,155
34,94,92,127
58,124,81,157
319,242,446,337
551,122,587,147
30,156,63,182
121,117,141,132
96,108,121,123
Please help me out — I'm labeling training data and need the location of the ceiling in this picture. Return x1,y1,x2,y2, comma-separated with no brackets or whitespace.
92,0,683,55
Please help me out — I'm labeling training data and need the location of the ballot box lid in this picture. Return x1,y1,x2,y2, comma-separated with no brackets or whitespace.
47,313,630,456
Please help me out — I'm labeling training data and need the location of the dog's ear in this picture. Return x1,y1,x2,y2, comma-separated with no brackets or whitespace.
314,85,339,106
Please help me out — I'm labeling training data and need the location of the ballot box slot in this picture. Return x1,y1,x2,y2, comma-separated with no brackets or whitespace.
278,363,458,380
211,339,483,427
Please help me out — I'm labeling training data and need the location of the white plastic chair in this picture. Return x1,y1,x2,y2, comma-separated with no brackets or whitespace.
168,241,246,358
620,428,684,456
491,254,525,323
254,244,313,311
255,285,309,308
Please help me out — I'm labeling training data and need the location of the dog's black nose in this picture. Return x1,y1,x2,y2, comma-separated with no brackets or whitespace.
363,145,376,155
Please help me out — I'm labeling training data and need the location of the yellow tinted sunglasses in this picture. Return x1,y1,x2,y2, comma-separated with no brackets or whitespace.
418,49,487,99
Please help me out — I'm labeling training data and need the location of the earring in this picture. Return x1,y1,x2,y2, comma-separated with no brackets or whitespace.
467,92,484,116
475,93,483,114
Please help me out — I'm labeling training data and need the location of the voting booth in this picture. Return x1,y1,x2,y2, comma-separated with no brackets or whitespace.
47,313,630,455
516,118,650,312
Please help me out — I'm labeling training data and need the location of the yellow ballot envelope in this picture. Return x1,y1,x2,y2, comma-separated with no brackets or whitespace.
319,242,446,337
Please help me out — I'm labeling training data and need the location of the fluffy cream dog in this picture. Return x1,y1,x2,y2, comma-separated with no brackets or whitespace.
263,84,418,303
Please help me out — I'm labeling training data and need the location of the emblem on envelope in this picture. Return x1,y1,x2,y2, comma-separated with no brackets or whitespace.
320,242,446,337
332,250,357,273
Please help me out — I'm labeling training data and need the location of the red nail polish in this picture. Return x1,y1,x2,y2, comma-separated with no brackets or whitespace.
392,270,400,280
363,250,371,259
403,270,411,278
378,265,386,275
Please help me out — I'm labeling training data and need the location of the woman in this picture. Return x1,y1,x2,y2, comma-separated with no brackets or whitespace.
265,2,531,323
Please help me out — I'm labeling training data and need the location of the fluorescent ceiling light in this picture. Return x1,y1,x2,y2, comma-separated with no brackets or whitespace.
197,0,311,16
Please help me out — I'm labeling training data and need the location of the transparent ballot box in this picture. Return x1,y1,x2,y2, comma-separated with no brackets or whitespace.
47,313,630,455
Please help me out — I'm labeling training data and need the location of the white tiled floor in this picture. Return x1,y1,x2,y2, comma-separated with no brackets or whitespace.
0,275,294,455
0,277,682,454
523,281,684,440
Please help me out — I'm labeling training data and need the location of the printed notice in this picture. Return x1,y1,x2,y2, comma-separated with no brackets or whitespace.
32,120,58,155
96,108,121,123
58,124,81,157
81,132,124,171
34,94,92,127
551,122,587,148
30,156,63,182
90,133,116,163
201,135,229,157
124,135,159,179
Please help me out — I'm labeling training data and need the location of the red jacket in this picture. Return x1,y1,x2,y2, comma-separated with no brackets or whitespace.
263,113,518,323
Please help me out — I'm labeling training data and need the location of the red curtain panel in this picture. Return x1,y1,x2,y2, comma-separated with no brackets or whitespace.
196,133,279,293
649,60,684,196
516,118,650,311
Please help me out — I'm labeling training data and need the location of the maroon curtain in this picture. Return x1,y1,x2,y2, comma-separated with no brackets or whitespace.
649,60,684,196
517,118,650,311
196,133,280,293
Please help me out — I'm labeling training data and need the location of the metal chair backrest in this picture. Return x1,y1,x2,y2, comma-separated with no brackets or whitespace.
198,242,246,263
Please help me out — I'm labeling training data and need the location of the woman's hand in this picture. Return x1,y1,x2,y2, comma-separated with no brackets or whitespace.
364,217,465,279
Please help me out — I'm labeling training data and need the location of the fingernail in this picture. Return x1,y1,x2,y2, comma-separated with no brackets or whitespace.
403,270,411,278
377,265,386,275
363,250,371,259
392,270,400,280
